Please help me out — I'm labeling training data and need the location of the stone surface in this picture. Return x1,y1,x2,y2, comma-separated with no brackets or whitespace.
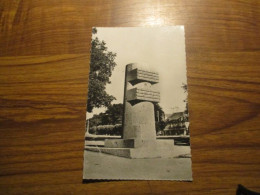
104,139,174,148
86,139,175,159
123,63,159,141
84,147,192,181
123,101,156,140
126,88,160,103
127,68,159,85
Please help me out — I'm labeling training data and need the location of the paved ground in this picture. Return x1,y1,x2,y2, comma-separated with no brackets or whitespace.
83,146,192,181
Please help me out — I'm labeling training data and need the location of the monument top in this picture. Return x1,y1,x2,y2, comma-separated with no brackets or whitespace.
126,63,159,85
126,63,158,73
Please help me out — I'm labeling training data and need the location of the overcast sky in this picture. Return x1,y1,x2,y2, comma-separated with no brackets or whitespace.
87,26,188,119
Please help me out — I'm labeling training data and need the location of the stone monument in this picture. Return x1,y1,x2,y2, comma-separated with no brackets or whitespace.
86,63,175,158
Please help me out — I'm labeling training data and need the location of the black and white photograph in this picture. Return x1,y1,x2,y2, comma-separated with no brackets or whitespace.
83,26,192,180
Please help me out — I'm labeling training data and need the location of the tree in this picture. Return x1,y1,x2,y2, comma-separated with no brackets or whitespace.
87,28,117,112
88,103,123,135
181,82,188,94
89,103,123,127
154,103,166,132
181,83,189,115
105,103,123,125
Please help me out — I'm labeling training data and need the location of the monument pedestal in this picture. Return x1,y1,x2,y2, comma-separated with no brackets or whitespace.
86,139,175,159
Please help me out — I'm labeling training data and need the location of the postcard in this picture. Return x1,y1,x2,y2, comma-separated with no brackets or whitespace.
83,26,192,180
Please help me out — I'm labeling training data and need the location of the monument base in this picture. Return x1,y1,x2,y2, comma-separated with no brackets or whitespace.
85,139,175,159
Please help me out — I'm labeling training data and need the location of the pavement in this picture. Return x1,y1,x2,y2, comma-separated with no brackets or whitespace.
83,146,192,180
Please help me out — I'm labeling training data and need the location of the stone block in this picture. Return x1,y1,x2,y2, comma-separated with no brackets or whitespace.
127,68,159,85
104,139,163,148
86,146,131,158
104,139,134,148
126,88,160,103
123,102,157,140
86,139,175,159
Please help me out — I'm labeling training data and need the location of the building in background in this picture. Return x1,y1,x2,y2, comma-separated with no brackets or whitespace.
163,112,189,135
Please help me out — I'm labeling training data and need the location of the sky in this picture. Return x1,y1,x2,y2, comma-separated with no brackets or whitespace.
87,26,188,119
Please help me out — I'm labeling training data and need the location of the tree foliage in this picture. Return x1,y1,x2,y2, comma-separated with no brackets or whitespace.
89,103,123,127
181,83,189,114
154,103,166,132
104,103,124,125
181,83,188,95
87,28,117,112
